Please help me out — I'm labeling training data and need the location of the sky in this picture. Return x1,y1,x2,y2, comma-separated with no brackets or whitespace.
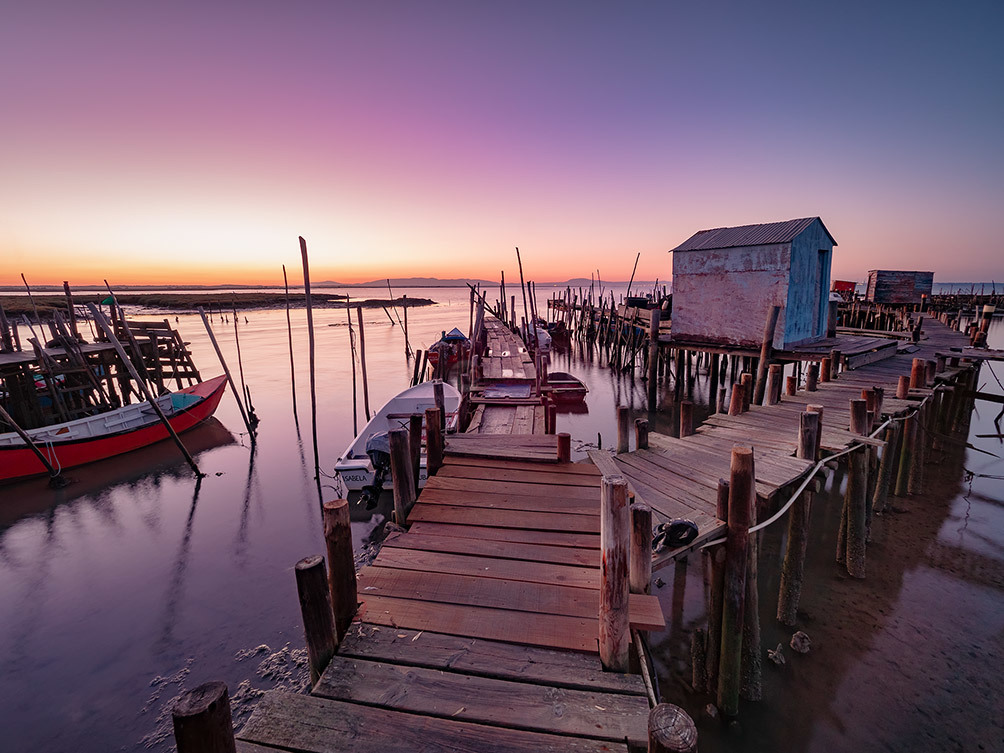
2,0,1002,286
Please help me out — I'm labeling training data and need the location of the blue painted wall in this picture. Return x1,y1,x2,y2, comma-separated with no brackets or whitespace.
782,218,833,347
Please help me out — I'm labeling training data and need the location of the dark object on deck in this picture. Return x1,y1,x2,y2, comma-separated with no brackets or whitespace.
652,519,699,552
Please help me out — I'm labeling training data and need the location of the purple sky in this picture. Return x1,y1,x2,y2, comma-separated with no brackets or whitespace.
2,1,1001,284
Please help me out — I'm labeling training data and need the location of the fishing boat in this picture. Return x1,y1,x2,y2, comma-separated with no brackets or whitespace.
425,327,472,371
334,380,461,499
0,375,228,483
547,371,588,403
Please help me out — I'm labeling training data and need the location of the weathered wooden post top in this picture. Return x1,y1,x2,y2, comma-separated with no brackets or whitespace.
669,216,836,349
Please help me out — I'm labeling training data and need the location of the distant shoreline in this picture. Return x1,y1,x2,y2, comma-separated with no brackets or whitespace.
0,293,436,319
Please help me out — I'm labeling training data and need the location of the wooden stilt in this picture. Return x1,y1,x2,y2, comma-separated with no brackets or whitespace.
295,555,337,685
599,474,630,672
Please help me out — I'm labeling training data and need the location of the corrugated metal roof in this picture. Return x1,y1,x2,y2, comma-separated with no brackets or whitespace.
670,217,836,252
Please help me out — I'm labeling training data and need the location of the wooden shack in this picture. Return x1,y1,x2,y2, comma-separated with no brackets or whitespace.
669,217,836,349
865,270,934,304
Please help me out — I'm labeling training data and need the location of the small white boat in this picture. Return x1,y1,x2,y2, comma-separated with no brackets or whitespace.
334,380,461,496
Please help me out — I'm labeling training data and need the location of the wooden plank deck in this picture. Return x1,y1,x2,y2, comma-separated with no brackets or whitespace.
239,315,659,752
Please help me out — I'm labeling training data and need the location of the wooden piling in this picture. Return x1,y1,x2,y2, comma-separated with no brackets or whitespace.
356,307,371,420
617,406,630,453
820,356,831,383
600,474,630,672
806,362,818,391
300,237,320,477
785,374,797,397
872,422,900,514
648,704,698,753
897,374,910,399
753,305,781,406
388,428,416,526
630,501,652,594
717,446,753,717
635,418,649,450
322,500,357,640
767,363,783,405
924,359,937,387
741,373,753,412
648,308,660,411
845,448,868,579
557,432,571,463
409,413,423,494
910,358,925,389
295,555,337,685
849,398,869,435
776,484,812,626
679,400,694,437
728,383,744,416
830,349,842,380
172,682,237,753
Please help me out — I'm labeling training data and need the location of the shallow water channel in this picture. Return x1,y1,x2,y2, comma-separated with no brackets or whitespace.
0,292,999,752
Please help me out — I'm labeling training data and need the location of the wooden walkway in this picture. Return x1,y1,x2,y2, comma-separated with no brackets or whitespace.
588,318,971,568
239,443,664,752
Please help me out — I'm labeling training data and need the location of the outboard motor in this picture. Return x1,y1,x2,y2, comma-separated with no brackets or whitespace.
359,431,392,510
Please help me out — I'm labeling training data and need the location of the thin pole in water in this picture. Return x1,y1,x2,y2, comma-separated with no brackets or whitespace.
196,307,255,441
300,236,320,483
282,264,298,418
356,306,371,421
346,295,358,435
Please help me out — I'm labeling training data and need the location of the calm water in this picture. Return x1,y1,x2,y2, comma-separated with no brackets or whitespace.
0,291,1000,752
0,284,647,752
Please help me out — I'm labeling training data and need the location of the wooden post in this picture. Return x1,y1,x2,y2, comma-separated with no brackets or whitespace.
910,358,926,389
845,448,868,578
295,555,337,685
433,381,446,434
196,307,255,440
617,405,630,453
425,408,444,476
600,474,630,672
705,479,729,692
767,363,783,404
797,410,820,462
409,413,423,494
648,703,698,753
635,419,649,450
849,398,869,435
282,264,297,417
777,484,812,626
924,359,937,387
820,356,831,383
909,403,927,495
753,305,781,406
895,413,915,496
630,501,652,594
709,352,720,411
691,627,708,694
679,400,694,437
557,432,571,463
717,446,753,717
388,428,416,526
830,349,842,380
546,401,557,434
717,386,727,414
322,500,357,640
872,423,900,514
785,374,797,397
300,237,320,477
728,382,744,416
806,362,818,391
741,373,753,412
807,404,824,464
172,682,237,753
648,308,660,411
897,374,911,399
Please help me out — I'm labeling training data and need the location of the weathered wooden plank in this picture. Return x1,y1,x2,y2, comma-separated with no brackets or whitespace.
408,503,601,533
357,595,599,652
370,547,601,589
358,567,665,630
437,464,601,488
383,530,599,567
313,656,649,747
418,487,600,515
239,692,629,753
336,625,646,695
407,520,600,549
445,454,601,476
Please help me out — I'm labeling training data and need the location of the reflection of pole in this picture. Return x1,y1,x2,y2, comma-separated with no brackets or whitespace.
88,304,201,476
282,264,298,418
196,307,255,441
300,237,321,482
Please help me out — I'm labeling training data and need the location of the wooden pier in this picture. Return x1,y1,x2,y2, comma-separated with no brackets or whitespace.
175,306,984,753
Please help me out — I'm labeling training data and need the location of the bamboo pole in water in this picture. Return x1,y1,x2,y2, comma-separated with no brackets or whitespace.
356,307,371,421
282,265,297,417
196,307,255,440
299,236,320,480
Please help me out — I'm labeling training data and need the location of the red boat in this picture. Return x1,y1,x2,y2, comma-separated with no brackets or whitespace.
426,327,472,370
0,375,228,483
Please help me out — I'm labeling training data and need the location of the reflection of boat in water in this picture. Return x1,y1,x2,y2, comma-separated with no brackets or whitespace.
0,417,235,526
0,375,228,484
334,381,461,498
547,371,588,403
